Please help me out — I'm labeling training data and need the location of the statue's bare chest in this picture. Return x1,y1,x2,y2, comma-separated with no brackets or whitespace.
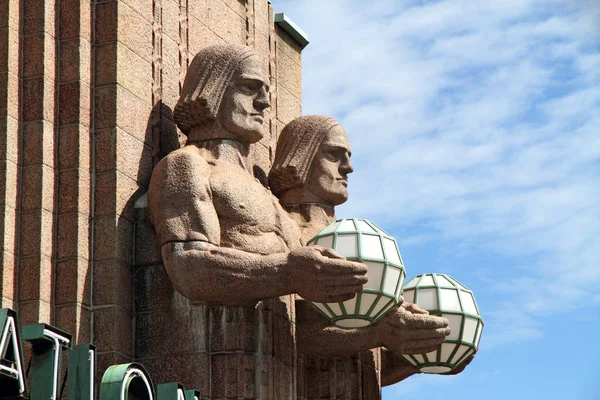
210,166,279,223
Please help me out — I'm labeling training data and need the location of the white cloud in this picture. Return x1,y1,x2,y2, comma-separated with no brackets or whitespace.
273,0,599,358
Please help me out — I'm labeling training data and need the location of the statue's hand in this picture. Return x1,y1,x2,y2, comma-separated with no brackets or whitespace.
288,246,368,303
378,301,450,354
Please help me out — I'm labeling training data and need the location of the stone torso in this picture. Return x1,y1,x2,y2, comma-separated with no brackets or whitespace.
199,142,302,254
150,140,302,255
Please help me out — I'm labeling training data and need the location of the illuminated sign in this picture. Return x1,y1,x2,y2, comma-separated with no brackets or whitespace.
0,309,200,400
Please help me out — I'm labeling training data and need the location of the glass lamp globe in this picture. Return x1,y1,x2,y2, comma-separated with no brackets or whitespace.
400,273,484,374
307,218,406,328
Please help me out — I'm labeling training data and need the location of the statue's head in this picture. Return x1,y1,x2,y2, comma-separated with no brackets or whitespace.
269,115,353,206
174,44,270,143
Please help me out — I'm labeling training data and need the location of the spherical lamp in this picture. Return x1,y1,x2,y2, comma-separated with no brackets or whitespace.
400,273,484,373
308,218,406,328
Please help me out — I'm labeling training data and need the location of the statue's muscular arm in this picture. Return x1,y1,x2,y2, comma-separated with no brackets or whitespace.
148,149,368,306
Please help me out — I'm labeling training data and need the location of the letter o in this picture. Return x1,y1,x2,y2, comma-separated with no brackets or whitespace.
99,363,154,400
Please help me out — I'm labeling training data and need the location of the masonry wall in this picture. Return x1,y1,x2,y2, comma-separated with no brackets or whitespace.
0,0,303,393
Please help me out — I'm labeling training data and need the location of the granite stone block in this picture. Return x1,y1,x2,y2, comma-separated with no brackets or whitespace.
139,353,210,393
19,209,53,257
58,168,90,214
59,0,92,40
134,264,173,312
59,80,90,126
21,164,54,211
23,120,54,166
58,124,90,170
92,214,133,264
23,34,55,79
57,212,89,259
188,16,225,56
0,161,18,208
92,306,133,356
94,170,142,220
55,258,91,306
92,259,133,311
18,255,52,302
135,309,208,358
55,304,91,344
18,299,51,325
22,0,55,36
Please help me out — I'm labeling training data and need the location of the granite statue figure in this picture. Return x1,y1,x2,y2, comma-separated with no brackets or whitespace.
147,44,368,307
269,115,452,388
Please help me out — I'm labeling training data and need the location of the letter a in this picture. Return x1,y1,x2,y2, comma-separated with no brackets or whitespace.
0,308,27,398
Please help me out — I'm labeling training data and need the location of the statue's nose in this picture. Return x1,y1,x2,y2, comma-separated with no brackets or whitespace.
341,155,354,175
254,87,270,112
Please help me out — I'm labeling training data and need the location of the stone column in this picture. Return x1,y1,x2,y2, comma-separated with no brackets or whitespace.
0,0,20,311
91,0,154,375
133,1,304,398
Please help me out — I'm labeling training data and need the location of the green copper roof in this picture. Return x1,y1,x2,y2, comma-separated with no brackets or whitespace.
274,13,309,49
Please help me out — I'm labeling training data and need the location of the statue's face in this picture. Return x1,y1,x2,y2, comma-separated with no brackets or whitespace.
218,55,270,143
305,125,354,206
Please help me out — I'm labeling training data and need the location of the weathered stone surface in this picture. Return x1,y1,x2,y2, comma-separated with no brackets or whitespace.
18,299,51,325
94,84,153,144
276,85,301,126
133,208,162,268
95,170,143,221
22,76,55,122
59,80,91,125
23,34,55,79
58,124,90,169
277,47,302,100
55,258,91,306
22,0,55,36
188,15,225,56
141,353,210,394
95,128,153,184
59,0,91,40
134,265,173,312
23,120,54,166
0,73,19,119
93,214,133,263
58,168,90,214
59,38,91,82
55,304,91,343
19,209,53,257
93,259,133,311
206,0,246,45
0,161,18,208
276,26,302,66
18,255,52,302
93,306,133,357
57,212,89,259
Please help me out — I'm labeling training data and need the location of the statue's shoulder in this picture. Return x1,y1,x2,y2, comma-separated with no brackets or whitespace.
154,145,212,179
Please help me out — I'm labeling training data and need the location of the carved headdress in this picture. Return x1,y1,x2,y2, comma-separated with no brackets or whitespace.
173,44,256,134
269,115,340,196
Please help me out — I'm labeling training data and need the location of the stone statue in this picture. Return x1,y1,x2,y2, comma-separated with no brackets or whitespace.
269,115,451,391
148,44,368,307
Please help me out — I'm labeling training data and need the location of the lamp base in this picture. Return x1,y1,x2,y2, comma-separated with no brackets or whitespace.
420,366,452,374
333,318,372,328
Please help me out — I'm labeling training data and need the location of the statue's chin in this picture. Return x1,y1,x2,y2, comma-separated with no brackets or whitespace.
327,192,348,207
231,128,264,144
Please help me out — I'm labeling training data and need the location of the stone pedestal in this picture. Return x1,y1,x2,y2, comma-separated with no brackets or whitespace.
134,205,297,398
298,350,381,400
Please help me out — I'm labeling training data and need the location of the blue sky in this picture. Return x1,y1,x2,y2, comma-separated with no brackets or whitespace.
273,0,599,398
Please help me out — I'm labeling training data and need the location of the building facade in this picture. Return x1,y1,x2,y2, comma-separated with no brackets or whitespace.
0,0,383,398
